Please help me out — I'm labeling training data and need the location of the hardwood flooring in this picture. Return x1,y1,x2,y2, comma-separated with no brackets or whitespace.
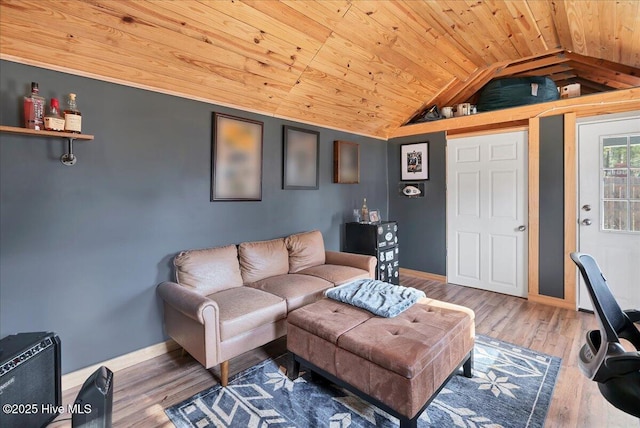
52,275,639,427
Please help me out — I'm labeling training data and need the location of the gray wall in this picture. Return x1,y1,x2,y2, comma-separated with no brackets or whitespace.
387,132,447,275
0,60,388,373
538,115,565,298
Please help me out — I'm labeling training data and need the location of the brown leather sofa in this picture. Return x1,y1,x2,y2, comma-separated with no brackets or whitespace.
156,230,376,386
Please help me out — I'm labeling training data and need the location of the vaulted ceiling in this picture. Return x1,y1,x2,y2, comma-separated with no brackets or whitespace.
1,0,639,139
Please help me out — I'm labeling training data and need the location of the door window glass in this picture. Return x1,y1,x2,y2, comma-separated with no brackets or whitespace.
601,135,640,232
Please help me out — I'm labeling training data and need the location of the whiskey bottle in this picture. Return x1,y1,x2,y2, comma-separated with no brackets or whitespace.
23,82,45,130
63,93,82,133
361,198,369,223
44,98,65,131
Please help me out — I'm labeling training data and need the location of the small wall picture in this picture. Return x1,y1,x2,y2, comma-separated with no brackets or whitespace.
369,210,380,223
401,142,429,181
211,112,263,201
334,140,360,184
283,126,319,190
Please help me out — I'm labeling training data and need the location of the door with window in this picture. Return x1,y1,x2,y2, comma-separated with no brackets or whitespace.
447,130,528,297
577,112,640,310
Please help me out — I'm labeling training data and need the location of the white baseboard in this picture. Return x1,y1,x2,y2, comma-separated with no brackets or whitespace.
61,339,179,391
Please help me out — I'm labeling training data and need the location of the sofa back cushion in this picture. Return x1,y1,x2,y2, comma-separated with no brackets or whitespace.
174,245,243,295
238,238,289,283
286,230,326,273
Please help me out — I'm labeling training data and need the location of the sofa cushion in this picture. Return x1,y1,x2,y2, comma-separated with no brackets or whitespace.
246,274,333,312
298,264,370,286
285,230,326,273
210,287,287,341
238,238,289,283
174,245,243,295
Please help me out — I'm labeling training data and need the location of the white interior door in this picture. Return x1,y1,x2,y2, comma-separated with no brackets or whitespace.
447,130,528,297
577,112,640,310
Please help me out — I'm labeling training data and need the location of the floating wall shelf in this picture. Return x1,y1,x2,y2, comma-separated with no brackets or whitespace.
0,125,94,166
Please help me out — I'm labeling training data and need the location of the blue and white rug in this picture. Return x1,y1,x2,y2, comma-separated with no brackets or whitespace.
165,335,561,428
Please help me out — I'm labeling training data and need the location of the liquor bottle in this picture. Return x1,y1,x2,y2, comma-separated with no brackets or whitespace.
23,82,45,130
361,198,369,223
63,93,82,133
44,98,65,131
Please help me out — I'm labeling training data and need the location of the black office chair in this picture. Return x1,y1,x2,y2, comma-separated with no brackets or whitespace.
570,252,640,418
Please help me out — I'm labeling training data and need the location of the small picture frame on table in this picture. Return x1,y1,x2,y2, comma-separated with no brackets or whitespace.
369,210,380,224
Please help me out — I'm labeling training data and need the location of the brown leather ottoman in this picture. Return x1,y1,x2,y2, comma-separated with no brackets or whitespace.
286,297,475,428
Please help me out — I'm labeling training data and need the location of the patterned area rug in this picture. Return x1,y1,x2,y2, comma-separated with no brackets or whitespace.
165,335,561,428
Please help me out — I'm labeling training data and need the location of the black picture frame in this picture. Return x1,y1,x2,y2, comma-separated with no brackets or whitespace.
211,112,264,201
283,126,320,190
401,142,429,181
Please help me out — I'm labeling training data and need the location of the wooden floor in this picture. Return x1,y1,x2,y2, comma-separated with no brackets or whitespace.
54,275,639,427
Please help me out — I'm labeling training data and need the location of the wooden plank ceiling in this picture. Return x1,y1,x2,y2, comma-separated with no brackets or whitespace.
1,0,639,139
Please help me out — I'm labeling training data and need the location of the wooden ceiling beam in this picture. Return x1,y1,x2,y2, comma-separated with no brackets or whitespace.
550,75,582,87
512,64,573,78
494,52,568,77
573,78,616,93
546,72,578,83
552,78,578,88
568,61,640,89
566,52,640,79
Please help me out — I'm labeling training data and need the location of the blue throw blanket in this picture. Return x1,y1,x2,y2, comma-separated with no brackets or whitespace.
325,279,426,318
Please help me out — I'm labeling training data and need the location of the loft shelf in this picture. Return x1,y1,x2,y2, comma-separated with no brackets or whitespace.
0,125,94,140
391,87,640,138
0,125,95,165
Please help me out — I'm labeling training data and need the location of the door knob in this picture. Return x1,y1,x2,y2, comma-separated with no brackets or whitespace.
582,204,591,211
518,225,527,231
582,219,592,226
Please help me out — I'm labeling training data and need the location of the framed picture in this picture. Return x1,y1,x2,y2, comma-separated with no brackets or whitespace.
334,140,360,184
283,126,319,190
211,112,263,201
369,210,380,223
401,142,429,181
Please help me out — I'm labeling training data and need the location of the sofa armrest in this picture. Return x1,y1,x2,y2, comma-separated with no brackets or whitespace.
157,281,220,325
325,251,376,279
